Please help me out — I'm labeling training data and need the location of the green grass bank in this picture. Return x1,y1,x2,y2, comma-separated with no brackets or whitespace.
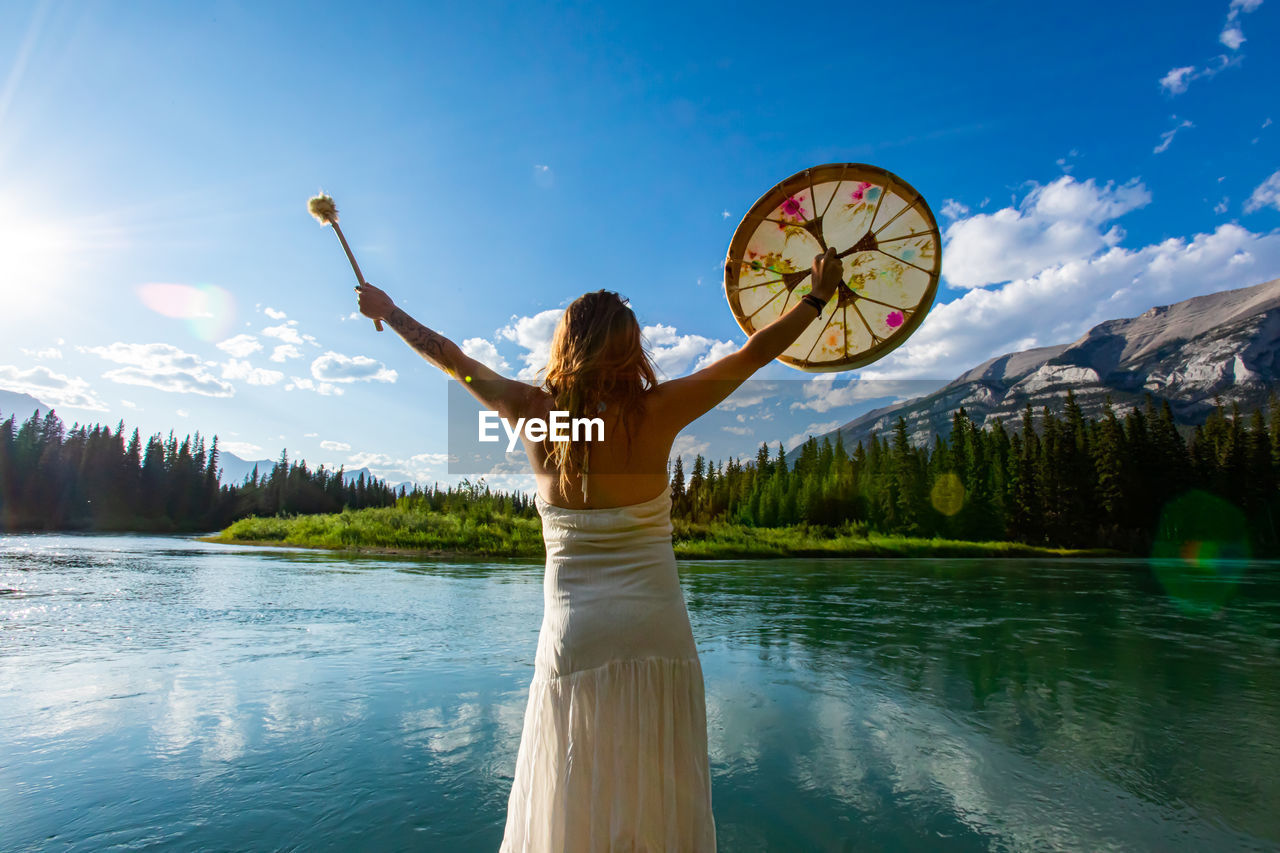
204,504,1112,560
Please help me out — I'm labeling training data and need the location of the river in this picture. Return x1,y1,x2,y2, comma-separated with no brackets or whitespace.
1,534,1277,851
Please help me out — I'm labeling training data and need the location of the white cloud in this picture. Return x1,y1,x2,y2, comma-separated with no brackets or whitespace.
695,339,739,370
221,441,263,457
786,420,842,449
1214,197,1230,215
1219,25,1245,49
310,351,397,384
1055,149,1080,174
0,365,108,411
1158,0,1261,92
1154,118,1194,154
791,377,941,413
348,451,395,468
320,440,351,452
1224,0,1263,48
461,338,510,372
262,321,303,346
263,307,287,320
1159,53,1243,96
533,164,553,188
19,346,62,360
285,377,343,396
217,334,262,358
335,450,453,486
176,409,189,418
84,342,234,397
88,342,191,368
1245,170,1280,213
270,344,302,362
1159,66,1197,95
412,452,450,466
722,425,752,435
862,222,1280,380
940,199,970,220
670,434,709,461
642,323,737,378
221,358,284,386
715,383,780,411
942,175,1150,289
492,311,735,384
120,399,137,409
499,309,563,380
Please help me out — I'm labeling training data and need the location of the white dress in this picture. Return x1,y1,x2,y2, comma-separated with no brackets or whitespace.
500,484,717,852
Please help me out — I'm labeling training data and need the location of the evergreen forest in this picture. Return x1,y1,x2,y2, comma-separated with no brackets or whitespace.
0,408,400,531
668,393,1278,552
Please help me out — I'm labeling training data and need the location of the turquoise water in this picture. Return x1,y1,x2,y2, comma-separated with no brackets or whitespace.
1,534,1277,851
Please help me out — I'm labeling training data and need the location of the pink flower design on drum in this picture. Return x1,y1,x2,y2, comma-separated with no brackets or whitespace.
850,182,873,202
885,310,904,329
780,195,806,220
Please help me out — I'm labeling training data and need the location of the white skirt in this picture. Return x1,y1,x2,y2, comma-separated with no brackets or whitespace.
501,486,716,852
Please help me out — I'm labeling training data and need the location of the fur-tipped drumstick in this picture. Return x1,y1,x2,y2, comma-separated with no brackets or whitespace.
307,193,383,331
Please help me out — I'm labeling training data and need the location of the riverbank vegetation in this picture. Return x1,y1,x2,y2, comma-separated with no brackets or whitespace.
211,392,1278,558
210,499,1101,559
214,481,541,556
7,393,1277,558
673,393,1277,553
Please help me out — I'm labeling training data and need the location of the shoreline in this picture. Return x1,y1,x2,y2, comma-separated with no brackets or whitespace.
199,534,1119,561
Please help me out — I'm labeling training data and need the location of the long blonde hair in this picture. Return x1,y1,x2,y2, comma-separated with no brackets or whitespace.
539,290,658,496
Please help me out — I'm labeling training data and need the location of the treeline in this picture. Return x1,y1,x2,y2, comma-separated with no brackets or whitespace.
395,476,537,519
670,392,1279,552
0,408,399,531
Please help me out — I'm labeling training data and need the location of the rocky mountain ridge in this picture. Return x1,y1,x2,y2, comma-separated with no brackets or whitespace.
825,277,1280,448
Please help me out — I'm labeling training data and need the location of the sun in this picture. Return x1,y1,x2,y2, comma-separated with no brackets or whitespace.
0,191,128,321
0,196,75,310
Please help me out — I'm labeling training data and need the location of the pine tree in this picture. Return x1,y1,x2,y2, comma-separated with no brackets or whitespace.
670,455,686,512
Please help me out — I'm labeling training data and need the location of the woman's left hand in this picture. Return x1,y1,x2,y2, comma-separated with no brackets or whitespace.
356,282,395,323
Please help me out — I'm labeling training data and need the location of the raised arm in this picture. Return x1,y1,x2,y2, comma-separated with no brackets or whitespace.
648,247,843,435
356,283,537,420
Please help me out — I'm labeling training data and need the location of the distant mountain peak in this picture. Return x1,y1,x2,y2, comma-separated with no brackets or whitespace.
821,277,1280,449
0,389,50,421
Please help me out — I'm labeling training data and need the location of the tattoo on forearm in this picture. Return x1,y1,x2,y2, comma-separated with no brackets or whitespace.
388,307,457,375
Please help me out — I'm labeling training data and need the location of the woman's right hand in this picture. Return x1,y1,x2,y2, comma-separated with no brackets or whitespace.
810,247,842,301
356,282,395,323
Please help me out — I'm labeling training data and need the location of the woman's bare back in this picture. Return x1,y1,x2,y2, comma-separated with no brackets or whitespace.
519,389,675,509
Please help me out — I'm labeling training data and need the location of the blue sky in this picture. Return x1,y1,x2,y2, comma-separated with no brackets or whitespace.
1,0,1278,488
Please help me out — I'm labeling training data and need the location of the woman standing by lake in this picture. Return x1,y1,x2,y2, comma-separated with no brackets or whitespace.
355,247,843,851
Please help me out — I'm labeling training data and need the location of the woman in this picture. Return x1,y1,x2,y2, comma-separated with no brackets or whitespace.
356,247,843,851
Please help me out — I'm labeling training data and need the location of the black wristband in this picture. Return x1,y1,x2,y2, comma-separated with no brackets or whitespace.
801,293,826,313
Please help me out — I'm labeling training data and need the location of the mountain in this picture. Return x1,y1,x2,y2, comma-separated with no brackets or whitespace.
824,277,1280,449
0,390,49,421
215,451,383,488
216,452,276,486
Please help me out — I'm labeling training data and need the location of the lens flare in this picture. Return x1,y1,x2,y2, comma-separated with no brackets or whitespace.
136,283,235,341
930,472,965,516
1150,490,1251,613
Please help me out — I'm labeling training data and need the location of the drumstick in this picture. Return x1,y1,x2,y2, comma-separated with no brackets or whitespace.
307,193,383,332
